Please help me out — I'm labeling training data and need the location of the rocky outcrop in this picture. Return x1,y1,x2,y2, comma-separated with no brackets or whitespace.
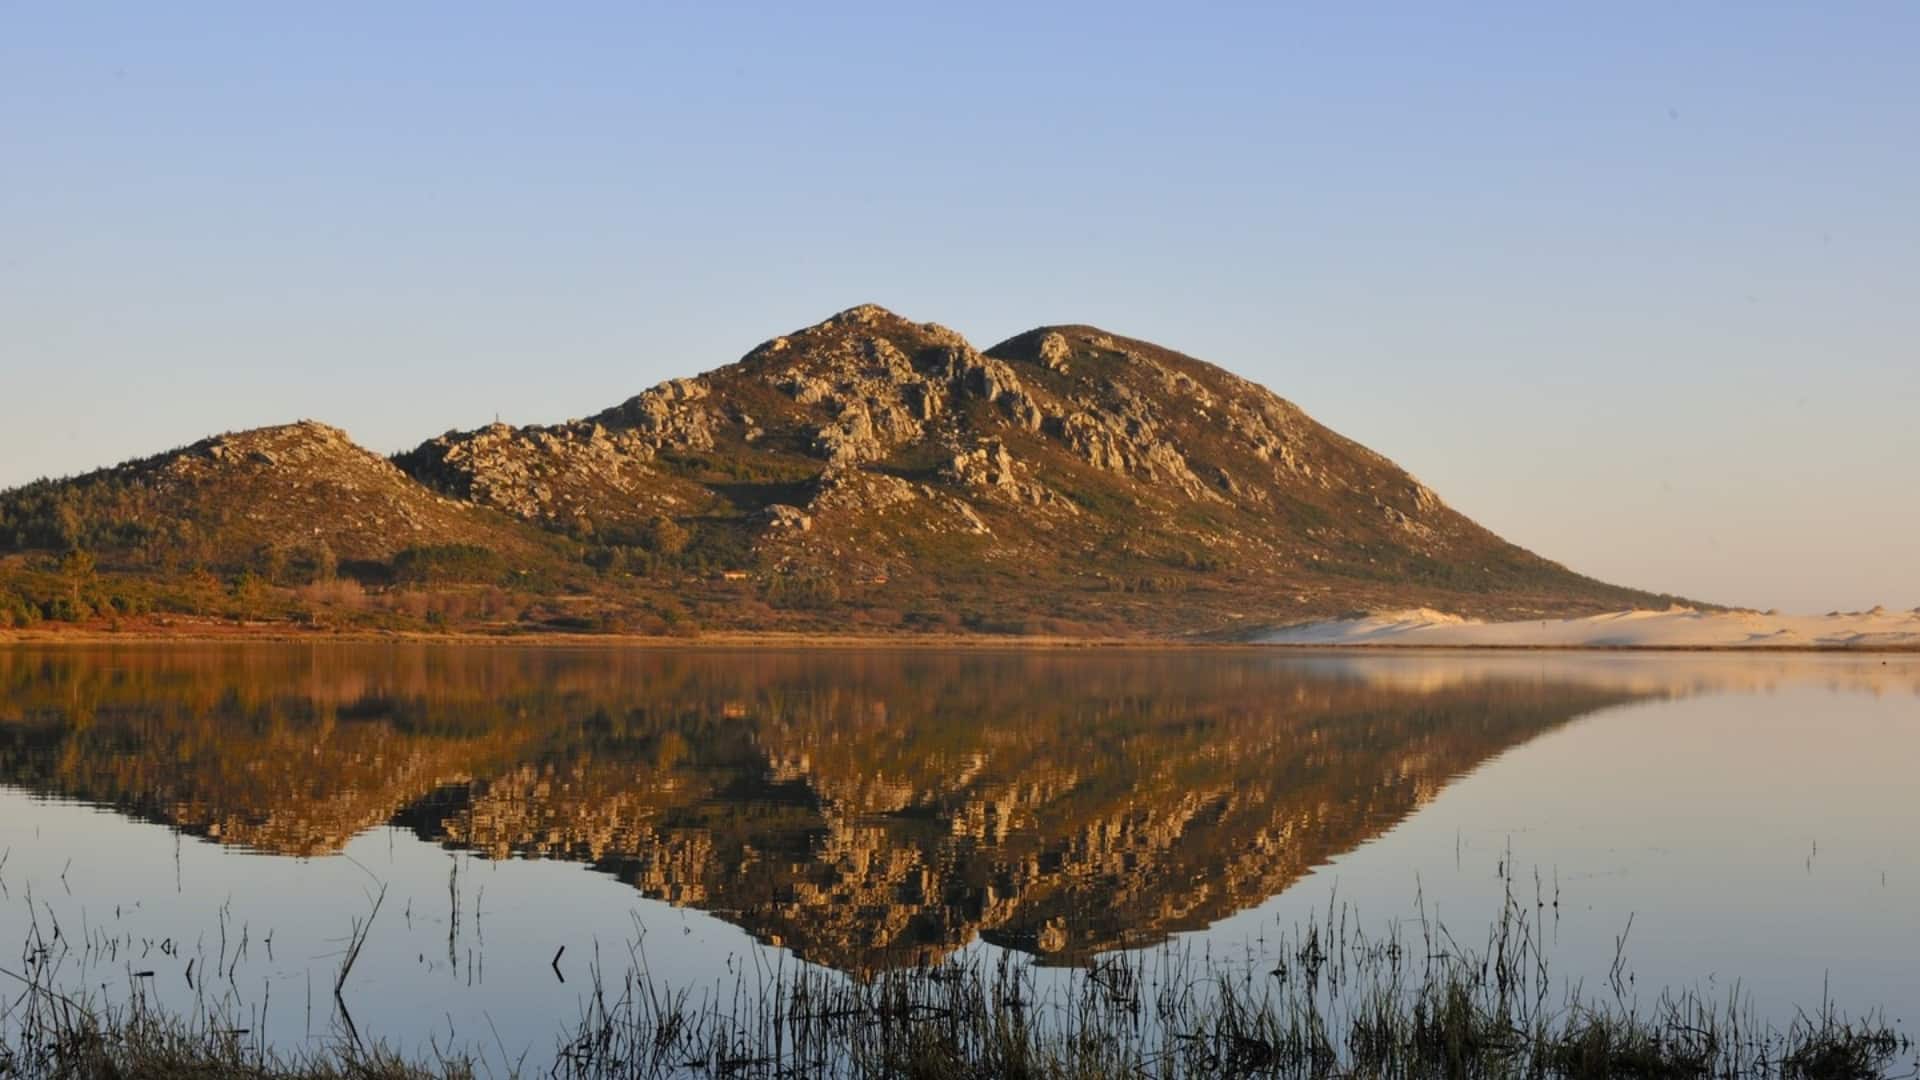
1036,331,1072,372
601,378,717,451
807,468,923,516
398,423,699,535
941,439,1073,511
811,404,888,466
943,439,1018,491
758,504,813,533
1045,408,1213,501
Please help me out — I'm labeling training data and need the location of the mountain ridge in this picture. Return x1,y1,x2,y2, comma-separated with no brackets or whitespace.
0,304,1689,636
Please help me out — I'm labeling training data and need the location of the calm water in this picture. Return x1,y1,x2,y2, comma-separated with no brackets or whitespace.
0,646,1915,1066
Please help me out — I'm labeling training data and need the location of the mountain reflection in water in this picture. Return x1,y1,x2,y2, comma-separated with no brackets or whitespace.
0,646,1794,973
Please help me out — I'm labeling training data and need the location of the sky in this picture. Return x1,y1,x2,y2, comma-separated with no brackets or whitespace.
2,3,1914,613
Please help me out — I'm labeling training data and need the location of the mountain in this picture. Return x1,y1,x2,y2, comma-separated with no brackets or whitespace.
0,305,1684,637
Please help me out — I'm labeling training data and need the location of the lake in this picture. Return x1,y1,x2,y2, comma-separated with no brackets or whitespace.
0,645,1915,1070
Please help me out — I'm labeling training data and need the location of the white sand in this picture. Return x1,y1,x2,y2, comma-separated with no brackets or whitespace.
1261,606,1920,650
1274,652,1920,697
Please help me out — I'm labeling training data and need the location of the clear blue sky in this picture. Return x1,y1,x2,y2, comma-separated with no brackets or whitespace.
3,3,1914,612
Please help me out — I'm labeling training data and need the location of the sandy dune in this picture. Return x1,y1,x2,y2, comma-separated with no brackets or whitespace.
1261,607,1920,650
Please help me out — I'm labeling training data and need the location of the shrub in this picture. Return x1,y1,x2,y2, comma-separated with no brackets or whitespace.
649,594,689,625
338,559,396,586
248,544,288,583
906,609,964,631
766,573,839,611
298,579,368,610
287,541,337,584
585,545,655,575
46,595,87,622
392,544,503,585
646,516,689,557
388,590,431,620
0,587,37,628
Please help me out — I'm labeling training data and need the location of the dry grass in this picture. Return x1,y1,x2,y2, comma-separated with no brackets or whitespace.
3,879,1910,1079
547,907,1913,1079
0,969,471,1079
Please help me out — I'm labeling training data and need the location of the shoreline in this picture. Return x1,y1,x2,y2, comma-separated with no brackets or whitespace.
4,623,1919,653
0,620,1202,650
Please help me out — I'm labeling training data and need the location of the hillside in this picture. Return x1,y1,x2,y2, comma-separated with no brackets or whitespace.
0,421,553,565
0,305,1684,637
0,422,579,629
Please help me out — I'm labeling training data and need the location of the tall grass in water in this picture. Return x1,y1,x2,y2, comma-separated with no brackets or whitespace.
2,877,1911,1078
553,882,1912,1079
0,951,468,1079
0,882,465,1079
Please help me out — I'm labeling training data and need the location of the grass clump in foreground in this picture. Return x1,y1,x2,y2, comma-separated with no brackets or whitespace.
4,888,1913,1079
552,928,1911,1080
0,1006,457,1079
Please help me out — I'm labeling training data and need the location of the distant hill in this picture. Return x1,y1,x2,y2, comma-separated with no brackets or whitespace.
0,305,1686,636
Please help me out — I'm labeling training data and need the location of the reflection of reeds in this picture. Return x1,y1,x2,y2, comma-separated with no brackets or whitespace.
329,883,386,1049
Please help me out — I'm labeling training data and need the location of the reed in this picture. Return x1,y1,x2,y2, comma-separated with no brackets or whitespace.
1,877,1911,1079
546,897,1913,1079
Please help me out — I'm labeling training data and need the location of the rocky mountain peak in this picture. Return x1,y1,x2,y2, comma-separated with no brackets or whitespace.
188,420,362,468
735,304,976,373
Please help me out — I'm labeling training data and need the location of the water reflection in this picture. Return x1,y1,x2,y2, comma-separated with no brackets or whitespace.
0,646,1905,975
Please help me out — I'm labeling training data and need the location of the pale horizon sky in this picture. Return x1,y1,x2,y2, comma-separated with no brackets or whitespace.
3,4,1914,613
